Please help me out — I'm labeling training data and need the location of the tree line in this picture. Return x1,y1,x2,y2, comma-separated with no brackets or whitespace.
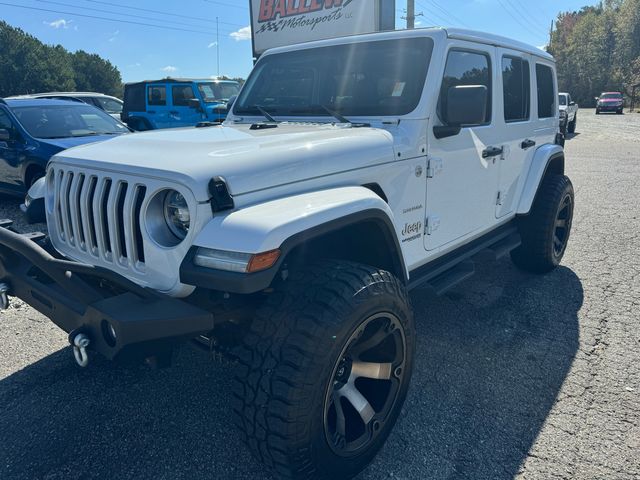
0,21,122,98
549,0,640,107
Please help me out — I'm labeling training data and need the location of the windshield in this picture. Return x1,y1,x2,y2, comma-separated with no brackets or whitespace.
234,38,434,118
94,97,123,114
12,104,129,139
198,82,240,103
601,93,622,100
558,95,567,106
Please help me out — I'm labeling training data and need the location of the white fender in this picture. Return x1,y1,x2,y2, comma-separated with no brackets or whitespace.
516,144,564,215
194,186,398,256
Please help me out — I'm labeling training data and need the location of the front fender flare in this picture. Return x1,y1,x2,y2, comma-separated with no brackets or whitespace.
516,144,565,215
181,187,406,294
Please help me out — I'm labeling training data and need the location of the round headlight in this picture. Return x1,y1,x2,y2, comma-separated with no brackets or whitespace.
163,190,190,240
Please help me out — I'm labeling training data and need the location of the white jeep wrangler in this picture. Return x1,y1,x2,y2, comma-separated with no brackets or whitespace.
0,28,573,480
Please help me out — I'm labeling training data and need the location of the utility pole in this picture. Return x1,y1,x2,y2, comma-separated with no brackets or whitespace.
216,16,220,78
406,0,415,29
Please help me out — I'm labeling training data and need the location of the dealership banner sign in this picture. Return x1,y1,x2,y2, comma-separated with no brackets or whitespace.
250,0,396,57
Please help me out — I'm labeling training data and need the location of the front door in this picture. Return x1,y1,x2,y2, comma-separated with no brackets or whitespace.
424,44,502,251
495,49,535,218
169,84,203,127
0,108,23,191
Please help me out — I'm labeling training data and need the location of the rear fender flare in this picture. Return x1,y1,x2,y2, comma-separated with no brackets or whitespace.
516,145,565,215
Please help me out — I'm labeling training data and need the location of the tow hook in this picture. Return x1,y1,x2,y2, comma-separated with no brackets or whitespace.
0,283,10,310
70,332,91,368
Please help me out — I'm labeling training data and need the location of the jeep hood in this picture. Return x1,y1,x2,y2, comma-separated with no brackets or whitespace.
51,123,395,200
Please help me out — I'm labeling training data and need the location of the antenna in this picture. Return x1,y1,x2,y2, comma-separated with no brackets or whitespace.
216,17,220,78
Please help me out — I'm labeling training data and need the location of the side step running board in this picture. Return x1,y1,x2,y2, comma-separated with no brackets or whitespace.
429,260,475,296
484,233,522,260
408,222,522,295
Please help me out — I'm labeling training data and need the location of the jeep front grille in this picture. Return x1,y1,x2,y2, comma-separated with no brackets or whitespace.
51,167,147,270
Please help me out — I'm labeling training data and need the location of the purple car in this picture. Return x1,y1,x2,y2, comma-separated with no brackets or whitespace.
596,92,624,114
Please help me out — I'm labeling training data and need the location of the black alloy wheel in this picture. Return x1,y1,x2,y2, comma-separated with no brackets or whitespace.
324,312,407,456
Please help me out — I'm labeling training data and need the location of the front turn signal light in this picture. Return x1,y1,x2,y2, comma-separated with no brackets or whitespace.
247,249,281,273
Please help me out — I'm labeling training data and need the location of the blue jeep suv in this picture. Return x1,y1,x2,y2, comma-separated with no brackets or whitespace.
0,98,130,196
122,79,240,131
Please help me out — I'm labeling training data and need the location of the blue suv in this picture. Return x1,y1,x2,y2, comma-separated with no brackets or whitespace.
122,79,240,131
0,98,130,196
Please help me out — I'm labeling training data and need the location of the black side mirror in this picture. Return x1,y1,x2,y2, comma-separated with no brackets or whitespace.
0,128,11,142
569,101,576,106
227,95,237,110
188,98,203,112
434,85,488,139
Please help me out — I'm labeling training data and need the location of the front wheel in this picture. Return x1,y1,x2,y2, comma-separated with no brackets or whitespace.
233,261,415,480
511,175,574,273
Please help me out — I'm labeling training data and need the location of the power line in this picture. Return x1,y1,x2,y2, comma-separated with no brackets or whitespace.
203,0,248,10
415,1,456,27
0,2,227,36
495,0,544,40
36,0,237,33
504,0,550,31
82,0,246,28
425,0,471,28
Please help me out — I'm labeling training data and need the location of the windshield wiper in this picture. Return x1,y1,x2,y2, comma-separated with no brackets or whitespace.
315,104,351,124
253,105,278,123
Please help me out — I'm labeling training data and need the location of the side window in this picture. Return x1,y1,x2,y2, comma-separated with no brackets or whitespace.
0,109,15,130
172,85,196,107
439,49,492,124
502,56,530,122
536,64,555,118
147,85,167,106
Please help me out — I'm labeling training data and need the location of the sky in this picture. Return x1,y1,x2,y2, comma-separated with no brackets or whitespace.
0,0,599,84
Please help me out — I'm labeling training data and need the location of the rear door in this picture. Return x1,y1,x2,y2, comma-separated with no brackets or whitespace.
495,49,534,218
146,84,171,129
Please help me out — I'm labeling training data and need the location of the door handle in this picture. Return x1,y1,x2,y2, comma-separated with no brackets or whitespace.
482,146,504,158
521,139,536,150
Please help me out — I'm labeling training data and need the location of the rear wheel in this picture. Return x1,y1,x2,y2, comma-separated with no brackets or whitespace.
233,261,415,480
511,175,574,273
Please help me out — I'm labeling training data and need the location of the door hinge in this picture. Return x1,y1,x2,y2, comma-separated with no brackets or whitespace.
425,216,441,235
426,157,443,178
496,191,503,206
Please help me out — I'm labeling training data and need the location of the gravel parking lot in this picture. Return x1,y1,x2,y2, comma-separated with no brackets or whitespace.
1,109,639,480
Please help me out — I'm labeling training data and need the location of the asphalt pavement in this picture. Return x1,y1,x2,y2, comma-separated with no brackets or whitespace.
0,109,639,480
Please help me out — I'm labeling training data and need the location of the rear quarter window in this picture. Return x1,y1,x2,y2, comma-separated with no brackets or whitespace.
536,64,555,118
124,84,146,112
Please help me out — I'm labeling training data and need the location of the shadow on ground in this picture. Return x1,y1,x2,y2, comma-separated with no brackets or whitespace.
0,258,583,480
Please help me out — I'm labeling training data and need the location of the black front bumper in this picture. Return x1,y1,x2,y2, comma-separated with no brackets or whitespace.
597,104,622,111
0,222,214,361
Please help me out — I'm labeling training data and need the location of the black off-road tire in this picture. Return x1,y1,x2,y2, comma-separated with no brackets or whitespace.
568,114,577,134
511,175,574,274
232,260,415,480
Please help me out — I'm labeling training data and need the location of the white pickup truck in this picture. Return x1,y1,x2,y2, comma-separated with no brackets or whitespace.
0,28,573,480
559,92,578,134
